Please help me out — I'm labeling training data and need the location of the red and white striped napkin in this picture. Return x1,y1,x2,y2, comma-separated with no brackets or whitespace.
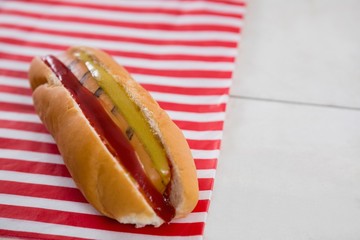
0,0,245,239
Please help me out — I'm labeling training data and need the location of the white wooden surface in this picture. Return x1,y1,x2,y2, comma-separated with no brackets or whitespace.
205,0,360,239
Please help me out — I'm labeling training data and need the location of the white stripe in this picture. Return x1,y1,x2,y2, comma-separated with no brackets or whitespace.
0,54,233,72
0,128,55,143
151,92,228,105
0,52,232,88
0,162,212,200
0,218,203,240
0,193,99,215
0,92,33,105
0,111,224,139
167,110,226,122
0,170,76,188
192,149,220,159
0,110,41,123
0,192,206,224
0,193,207,224
0,149,63,164
0,187,211,203
0,124,223,143
0,59,29,71
0,128,221,146
0,106,223,127
114,56,234,71
172,212,206,224
1,176,207,221
0,42,60,57
3,2,243,27
170,110,225,122
0,128,220,160
0,13,240,42
0,168,214,186
0,18,238,44
183,130,223,140
136,75,232,88
0,28,238,57
1,101,224,125
0,76,30,87
197,169,216,179
59,0,246,15
0,155,213,201
0,127,220,161
199,190,212,200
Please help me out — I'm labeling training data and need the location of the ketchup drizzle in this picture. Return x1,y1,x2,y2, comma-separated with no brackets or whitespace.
42,55,175,222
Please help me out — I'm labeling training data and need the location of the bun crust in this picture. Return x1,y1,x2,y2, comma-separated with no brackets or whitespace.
28,47,198,226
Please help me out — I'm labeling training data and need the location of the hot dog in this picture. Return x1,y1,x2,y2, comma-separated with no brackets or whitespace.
28,46,199,227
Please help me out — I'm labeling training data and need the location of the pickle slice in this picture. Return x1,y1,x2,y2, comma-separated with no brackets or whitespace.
74,51,171,190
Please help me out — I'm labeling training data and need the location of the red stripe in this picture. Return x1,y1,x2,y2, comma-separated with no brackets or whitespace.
0,158,68,177
0,143,217,177
198,178,214,191
0,56,229,111
17,0,244,19
0,78,228,115
113,66,231,78
0,56,232,79
0,229,89,240
193,200,210,213
0,102,35,113
194,159,217,169
0,179,209,214
0,103,225,131
0,120,47,133
0,105,224,132
0,68,27,79
174,120,224,131
0,138,59,155
0,47,232,78
0,129,219,156
0,36,235,62
0,181,87,203
0,36,66,51
0,131,218,153
187,139,221,150
1,9,240,33
114,50,233,64
0,84,32,95
0,152,214,191
0,107,224,136
142,83,229,95
0,204,204,236
0,23,237,48
0,180,211,210
1,111,224,137
0,49,33,62
158,101,226,113
0,163,212,191
0,81,227,114
181,0,246,6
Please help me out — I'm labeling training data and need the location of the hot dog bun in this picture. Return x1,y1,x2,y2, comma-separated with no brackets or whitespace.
28,46,199,227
